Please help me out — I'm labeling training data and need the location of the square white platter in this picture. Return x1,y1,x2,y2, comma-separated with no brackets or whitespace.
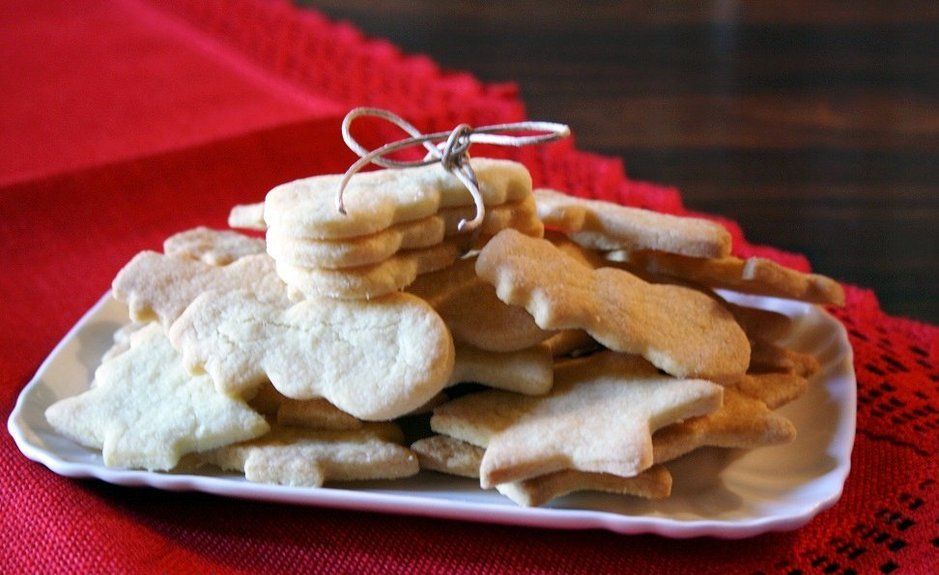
8,291,855,538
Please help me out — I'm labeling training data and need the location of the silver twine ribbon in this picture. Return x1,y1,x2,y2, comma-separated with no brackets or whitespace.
337,107,570,232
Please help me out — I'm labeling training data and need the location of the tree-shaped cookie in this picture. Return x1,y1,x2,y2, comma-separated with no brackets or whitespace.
45,324,269,471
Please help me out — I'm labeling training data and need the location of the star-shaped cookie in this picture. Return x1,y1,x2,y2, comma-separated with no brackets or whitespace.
162,227,266,266
431,351,723,487
112,251,289,327
411,434,671,507
652,387,796,464
202,423,418,487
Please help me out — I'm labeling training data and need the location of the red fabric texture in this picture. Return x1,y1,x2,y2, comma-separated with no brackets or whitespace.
1,1,936,573
0,0,339,187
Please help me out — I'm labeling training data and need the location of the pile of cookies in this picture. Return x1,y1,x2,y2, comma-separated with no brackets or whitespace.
45,158,843,507
233,159,543,300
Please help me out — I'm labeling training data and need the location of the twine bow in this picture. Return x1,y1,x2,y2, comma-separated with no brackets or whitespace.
337,107,570,232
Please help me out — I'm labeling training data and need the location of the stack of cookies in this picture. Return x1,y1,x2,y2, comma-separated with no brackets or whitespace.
241,158,543,299
44,158,843,507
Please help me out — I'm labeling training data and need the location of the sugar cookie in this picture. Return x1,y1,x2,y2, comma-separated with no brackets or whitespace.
411,435,671,507
275,242,461,300
607,249,844,306
265,159,532,239
203,423,417,487
163,227,265,266
266,216,446,269
112,252,289,327
431,352,722,488
652,388,796,464
228,203,266,231
408,257,554,351
45,325,269,471
534,188,731,258
169,290,454,420
448,343,553,395
476,229,750,379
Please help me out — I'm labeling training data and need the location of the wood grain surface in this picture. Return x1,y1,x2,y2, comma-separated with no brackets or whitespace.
302,1,938,323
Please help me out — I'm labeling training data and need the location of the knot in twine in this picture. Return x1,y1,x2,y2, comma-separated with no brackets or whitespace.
337,107,570,232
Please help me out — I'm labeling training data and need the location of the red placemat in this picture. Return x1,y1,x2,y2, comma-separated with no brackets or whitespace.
1,1,936,573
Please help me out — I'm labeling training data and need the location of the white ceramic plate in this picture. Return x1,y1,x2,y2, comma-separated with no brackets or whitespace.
8,291,855,538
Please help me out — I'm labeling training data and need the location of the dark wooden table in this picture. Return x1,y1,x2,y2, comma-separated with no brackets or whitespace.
303,1,938,324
